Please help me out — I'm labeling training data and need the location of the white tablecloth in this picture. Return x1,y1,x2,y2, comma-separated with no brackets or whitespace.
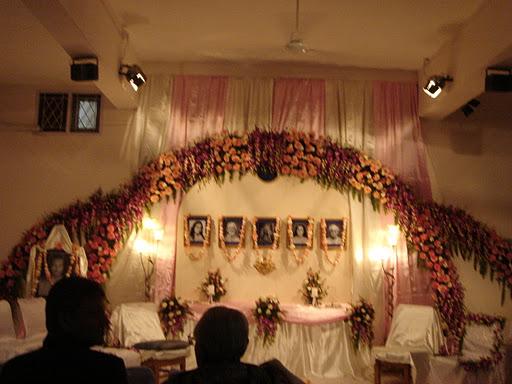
185,302,373,383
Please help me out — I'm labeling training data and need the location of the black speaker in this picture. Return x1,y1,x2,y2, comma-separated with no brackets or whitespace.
485,68,512,92
70,57,98,81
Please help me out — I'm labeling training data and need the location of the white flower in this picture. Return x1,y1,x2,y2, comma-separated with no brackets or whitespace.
258,308,262,314
161,302,167,308
268,304,273,310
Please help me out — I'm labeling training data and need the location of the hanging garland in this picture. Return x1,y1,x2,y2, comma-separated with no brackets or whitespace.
1,129,511,344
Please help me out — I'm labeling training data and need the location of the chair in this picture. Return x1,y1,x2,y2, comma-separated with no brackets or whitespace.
428,314,506,384
109,302,191,384
373,304,445,384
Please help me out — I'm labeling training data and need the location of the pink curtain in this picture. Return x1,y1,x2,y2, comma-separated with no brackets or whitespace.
154,76,228,303
373,82,433,328
272,78,325,134
167,75,228,145
373,81,432,200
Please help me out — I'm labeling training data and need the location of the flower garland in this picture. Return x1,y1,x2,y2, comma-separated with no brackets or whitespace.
459,312,506,372
184,215,212,261
200,269,227,302
159,296,193,338
300,268,328,306
253,296,283,346
252,217,280,275
287,216,314,265
1,129,510,348
218,216,247,262
345,299,375,350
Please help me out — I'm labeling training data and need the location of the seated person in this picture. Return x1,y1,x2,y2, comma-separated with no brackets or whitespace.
167,306,303,384
0,277,128,384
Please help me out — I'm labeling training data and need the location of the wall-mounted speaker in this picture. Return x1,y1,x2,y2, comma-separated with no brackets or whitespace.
70,57,98,81
485,68,512,92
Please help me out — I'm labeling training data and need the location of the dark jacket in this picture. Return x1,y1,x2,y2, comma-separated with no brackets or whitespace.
0,335,128,384
167,362,272,384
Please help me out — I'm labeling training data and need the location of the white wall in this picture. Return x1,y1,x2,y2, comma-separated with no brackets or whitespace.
0,86,133,263
175,175,354,304
422,92,512,324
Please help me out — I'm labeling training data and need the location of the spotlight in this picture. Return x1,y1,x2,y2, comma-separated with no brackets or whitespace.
119,64,147,91
461,98,480,117
422,75,453,99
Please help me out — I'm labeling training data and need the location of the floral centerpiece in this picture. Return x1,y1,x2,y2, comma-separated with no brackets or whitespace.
459,312,506,371
253,296,283,346
159,296,193,338
345,299,375,350
200,269,227,302
300,268,328,306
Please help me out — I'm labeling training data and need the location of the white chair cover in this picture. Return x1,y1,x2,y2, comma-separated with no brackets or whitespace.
17,298,47,340
110,302,166,348
429,323,505,384
25,224,88,297
0,300,16,340
373,304,445,384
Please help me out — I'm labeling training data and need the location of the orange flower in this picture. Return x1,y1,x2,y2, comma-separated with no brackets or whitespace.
363,186,372,194
232,163,240,171
286,144,295,153
283,155,292,163
150,194,160,203
216,165,224,174
232,155,241,163
291,156,299,166
225,163,233,171
281,166,291,175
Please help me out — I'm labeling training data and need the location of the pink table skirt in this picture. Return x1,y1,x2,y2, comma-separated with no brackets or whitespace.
189,301,350,325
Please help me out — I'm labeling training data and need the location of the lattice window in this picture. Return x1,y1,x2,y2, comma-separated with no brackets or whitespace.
38,93,68,132
71,94,101,132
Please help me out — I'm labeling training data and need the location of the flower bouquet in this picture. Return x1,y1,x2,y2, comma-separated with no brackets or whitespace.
345,299,375,350
300,268,328,306
253,296,283,346
159,296,193,338
200,269,227,302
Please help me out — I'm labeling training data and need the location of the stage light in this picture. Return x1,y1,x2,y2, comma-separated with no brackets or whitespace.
423,75,453,99
461,98,480,117
119,64,147,91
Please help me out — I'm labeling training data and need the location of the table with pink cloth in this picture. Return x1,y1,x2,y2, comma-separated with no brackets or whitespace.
184,301,373,382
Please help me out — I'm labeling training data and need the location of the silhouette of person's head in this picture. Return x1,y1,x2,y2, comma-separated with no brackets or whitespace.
193,306,249,367
45,277,109,347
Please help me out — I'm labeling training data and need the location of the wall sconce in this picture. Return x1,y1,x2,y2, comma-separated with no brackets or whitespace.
423,75,453,99
382,225,400,323
119,64,147,91
134,238,155,301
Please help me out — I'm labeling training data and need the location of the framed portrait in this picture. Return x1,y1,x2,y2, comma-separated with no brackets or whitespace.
320,218,348,249
287,217,314,249
253,217,280,249
37,248,73,297
184,215,212,247
219,216,246,248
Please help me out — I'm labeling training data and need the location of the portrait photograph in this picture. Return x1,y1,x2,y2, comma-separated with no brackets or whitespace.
254,217,279,248
37,249,72,297
321,218,348,249
288,217,313,249
184,215,211,247
219,216,245,247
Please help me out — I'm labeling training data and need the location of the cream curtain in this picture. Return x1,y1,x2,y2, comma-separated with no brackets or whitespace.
224,78,273,132
121,75,173,169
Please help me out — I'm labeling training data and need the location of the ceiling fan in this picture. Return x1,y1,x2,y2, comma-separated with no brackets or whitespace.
286,0,310,54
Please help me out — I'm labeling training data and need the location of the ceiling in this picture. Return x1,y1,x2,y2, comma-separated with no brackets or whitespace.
105,0,485,70
1,0,511,117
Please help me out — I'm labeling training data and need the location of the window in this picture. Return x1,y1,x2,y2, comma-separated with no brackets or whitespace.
71,94,101,132
38,93,68,132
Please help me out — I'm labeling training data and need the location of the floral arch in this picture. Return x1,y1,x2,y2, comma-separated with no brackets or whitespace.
1,129,511,342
